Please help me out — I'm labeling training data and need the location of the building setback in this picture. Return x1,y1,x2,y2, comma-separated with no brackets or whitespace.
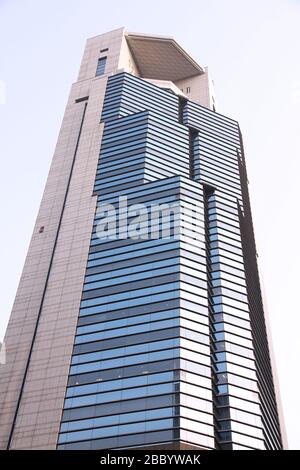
0,28,286,450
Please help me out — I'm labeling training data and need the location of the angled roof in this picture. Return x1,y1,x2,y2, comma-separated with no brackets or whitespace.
126,32,204,81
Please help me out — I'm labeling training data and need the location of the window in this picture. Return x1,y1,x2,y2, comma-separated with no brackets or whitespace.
60,406,174,433
64,382,177,409
96,57,107,76
186,87,191,93
216,384,228,395
70,348,180,376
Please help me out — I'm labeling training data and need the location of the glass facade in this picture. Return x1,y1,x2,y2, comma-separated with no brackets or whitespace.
57,72,283,450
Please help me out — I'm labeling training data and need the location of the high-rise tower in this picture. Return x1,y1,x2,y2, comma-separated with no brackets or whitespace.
0,28,286,450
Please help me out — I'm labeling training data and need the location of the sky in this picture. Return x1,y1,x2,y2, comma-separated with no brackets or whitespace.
0,0,299,449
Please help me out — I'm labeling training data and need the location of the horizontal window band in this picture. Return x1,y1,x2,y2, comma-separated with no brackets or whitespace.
68,362,212,394
65,370,212,404
74,318,209,349
57,428,177,450
61,403,213,434
73,322,209,351
60,406,178,433
193,121,240,145
58,418,177,445
77,306,208,332
186,101,239,127
103,83,177,109
66,372,177,399
93,179,146,196
61,391,213,424
185,111,239,136
95,175,202,201
104,91,177,113
71,331,210,372
74,318,181,345
61,392,179,422
198,132,240,153
71,338,210,372
83,269,207,293
72,338,181,367
73,326,180,355
88,245,203,265
81,273,206,302
101,128,188,151
77,299,186,326
58,410,215,445
68,357,181,387
63,379,213,411
75,96,89,103
79,287,207,314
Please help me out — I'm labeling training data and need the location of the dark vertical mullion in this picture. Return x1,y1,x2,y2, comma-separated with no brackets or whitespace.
203,184,233,450
188,128,198,180
178,96,187,125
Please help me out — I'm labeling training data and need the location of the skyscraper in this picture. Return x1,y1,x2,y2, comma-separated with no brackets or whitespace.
0,27,286,450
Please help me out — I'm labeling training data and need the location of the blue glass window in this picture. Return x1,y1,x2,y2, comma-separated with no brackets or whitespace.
96,57,107,76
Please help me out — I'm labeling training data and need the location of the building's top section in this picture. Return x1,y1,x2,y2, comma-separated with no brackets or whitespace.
78,27,217,110
125,32,204,81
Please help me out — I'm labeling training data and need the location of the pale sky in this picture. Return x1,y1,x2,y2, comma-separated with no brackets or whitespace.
0,0,299,449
